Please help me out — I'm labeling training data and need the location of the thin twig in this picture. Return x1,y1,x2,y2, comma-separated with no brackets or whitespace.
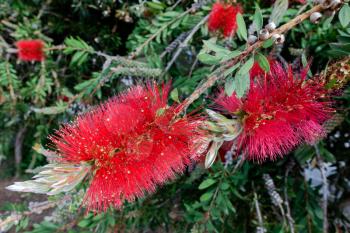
160,31,190,59
176,4,329,115
169,0,184,11
284,161,295,233
188,56,199,78
253,191,265,232
130,0,211,59
163,15,210,75
314,144,328,233
129,9,193,59
0,201,57,231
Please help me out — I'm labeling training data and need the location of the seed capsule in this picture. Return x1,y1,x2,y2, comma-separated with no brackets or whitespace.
272,34,285,44
310,12,322,24
322,0,341,10
248,35,258,45
265,22,276,32
329,0,341,10
259,29,270,41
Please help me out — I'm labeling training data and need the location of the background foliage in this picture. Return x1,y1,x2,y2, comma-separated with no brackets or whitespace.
0,0,349,232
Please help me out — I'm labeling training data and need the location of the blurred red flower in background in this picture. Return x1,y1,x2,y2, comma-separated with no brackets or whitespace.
16,39,45,61
50,83,205,211
208,2,243,37
216,62,333,161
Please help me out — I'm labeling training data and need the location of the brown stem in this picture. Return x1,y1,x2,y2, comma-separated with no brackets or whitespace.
14,126,27,177
176,4,327,115
253,191,265,231
163,14,210,74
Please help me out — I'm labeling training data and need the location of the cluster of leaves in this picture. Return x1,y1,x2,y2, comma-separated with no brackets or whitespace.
0,0,349,233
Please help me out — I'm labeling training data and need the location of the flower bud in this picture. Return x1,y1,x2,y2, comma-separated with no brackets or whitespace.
322,0,341,10
265,22,276,32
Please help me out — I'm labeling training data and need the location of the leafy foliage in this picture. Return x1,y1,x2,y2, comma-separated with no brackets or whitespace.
0,0,349,233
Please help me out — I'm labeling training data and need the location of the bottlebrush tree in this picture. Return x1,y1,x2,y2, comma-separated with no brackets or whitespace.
0,0,350,232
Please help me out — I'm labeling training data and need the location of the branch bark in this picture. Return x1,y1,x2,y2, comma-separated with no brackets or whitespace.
176,4,328,115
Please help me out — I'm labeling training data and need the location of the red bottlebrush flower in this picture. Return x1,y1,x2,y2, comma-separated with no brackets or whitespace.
216,62,333,161
50,83,205,211
58,95,70,102
250,58,278,80
208,2,243,37
16,40,45,62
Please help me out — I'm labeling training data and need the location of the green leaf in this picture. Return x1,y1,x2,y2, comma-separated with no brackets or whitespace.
170,88,180,103
253,5,263,32
226,199,236,213
197,52,221,65
203,40,229,55
339,4,350,28
323,12,335,29
222,50,241,62
92,213,105,221
255,53,270,72
64,37,93,54
262,38,274,48
31,105,68,115
294,145,315,165
78,219,91,228
236,13,247,41
198,178,216,190
146,1,166,10
225,77,235,96
223,62,240,77
200,191,214,202
162,11,180,18
220,182,230,190
74,78,98,91
238,57,254,75
234,72,250,98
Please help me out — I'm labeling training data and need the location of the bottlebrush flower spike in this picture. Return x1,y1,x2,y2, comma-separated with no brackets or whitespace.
16,39,45,61
50,83,205,211
208,2,243,38
215,62,333,161
250,58,278,79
